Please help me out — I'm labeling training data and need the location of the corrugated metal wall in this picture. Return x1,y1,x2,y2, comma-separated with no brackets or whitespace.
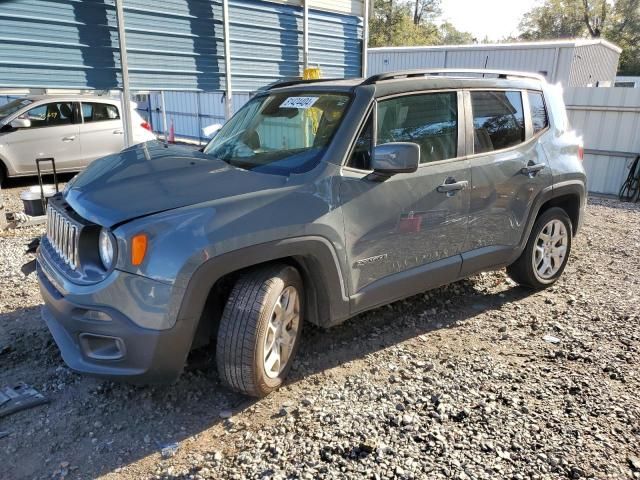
367,41,621,87
0,0,362,92
368,45,566,81
570,44,620,86
147,91,251,142
227,1,362,91
565,87,640,195
0,0,225,91
308,9,362,79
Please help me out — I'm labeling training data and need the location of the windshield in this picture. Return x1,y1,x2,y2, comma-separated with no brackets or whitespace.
0,99,33,120
203,92,350,175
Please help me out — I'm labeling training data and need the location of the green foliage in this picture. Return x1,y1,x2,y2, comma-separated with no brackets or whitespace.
368,0,475,47
519,0,640,74
519,0,586,39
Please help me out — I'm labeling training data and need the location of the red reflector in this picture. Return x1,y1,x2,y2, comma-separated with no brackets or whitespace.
578,146,584,162
141,121,152,132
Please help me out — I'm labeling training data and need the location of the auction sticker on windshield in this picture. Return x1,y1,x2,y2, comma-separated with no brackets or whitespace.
280,97,318,109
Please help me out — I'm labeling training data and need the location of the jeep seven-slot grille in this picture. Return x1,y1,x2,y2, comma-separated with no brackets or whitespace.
46,204,79,269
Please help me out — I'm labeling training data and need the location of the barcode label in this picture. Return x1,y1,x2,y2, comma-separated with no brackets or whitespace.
280,96,319,109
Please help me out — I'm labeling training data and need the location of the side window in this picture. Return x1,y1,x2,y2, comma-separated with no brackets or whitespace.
20,102,74,128
346,114,373,170
376,92,458,164
82,103,120,123
470,91,525,154
528,91,549,134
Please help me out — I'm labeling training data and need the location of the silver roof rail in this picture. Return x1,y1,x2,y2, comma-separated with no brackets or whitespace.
362,68,546,85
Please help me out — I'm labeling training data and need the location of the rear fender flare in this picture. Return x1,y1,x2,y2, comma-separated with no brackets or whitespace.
510,180,586,263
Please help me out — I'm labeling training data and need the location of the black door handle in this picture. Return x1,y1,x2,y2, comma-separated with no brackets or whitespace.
437,179,468,193
521,162,546,176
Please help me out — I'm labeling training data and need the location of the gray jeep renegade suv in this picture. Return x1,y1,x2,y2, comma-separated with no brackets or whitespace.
37,70,586,397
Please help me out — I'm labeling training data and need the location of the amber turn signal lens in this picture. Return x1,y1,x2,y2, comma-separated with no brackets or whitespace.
131,234,148,266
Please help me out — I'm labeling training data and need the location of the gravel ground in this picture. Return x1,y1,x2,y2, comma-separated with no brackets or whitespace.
0,180,639,480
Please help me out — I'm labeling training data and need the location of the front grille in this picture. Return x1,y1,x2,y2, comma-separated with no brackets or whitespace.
46,204,79,269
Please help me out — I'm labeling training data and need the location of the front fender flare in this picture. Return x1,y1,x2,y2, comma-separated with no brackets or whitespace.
175,236,351,331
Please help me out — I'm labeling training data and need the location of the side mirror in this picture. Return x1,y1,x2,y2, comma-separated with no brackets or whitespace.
371,142,420,177
11,118,31,129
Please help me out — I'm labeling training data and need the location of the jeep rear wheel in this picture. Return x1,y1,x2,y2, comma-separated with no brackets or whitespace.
216,264,303,397
507,207,572,289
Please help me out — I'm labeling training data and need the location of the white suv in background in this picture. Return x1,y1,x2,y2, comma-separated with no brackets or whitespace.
0,95,156,184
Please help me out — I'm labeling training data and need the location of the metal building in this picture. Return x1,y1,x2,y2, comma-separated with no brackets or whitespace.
0,0,367,136
368,39,621,86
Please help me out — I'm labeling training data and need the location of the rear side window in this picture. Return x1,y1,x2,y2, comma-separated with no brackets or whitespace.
529,91,549,134
471,91,525,154
377,92,458,164
82,103,120,123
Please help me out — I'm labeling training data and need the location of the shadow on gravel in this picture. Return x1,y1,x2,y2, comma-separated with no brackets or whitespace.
289,277,534,384
2,173,77,190
1,275,535,479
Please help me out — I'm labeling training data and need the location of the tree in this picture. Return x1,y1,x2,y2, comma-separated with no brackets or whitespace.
438,21,476,44
519,0,640,74
519,0,585,39
412,0,441,25
369,0,441,47
369,0,475,48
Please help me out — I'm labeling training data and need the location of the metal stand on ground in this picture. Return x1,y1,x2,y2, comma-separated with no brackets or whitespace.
35,157,59,213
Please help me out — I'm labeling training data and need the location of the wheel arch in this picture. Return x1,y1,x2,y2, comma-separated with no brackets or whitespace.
0,154,9,181
536,192,582,236
177,236,351,350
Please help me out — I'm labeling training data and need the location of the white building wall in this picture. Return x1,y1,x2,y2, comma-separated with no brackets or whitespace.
148,91,252,143
565,87,640,195
368,40,621,87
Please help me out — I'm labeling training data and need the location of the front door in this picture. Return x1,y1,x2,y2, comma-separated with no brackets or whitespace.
462,89,553,273
4,101,81,174
340,91,471,310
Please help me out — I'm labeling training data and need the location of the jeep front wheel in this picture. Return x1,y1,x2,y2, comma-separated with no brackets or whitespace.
216,264,303,397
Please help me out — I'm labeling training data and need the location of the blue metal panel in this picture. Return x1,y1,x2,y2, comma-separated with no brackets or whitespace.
228,0,363,91
308,9,363,79
0,0,361,92
0,0,225,91
123,0,226,91
228,0,303,91
0,0,121,89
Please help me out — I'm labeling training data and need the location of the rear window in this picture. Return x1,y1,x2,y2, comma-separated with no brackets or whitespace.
529,91,549,134
471,91,525,154
82,103,120,123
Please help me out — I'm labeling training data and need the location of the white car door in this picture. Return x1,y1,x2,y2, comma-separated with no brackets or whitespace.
79,102,125,164
3,101,81,175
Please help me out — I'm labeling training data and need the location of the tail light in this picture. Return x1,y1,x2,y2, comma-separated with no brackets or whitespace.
140,121,152,132
578,146,584,162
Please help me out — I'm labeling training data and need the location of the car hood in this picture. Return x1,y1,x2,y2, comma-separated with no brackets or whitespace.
64,141,287,227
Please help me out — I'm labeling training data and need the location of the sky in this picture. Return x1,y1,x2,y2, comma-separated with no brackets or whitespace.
441,0,539,42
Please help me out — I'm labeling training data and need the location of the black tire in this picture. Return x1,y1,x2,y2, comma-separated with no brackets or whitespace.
0,163,6,186
507,207,573,289
216,264,304,397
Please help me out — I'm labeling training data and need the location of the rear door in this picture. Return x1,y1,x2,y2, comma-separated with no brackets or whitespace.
3,101,81,174
339,90,471,310
461,89,552,274
78,101,124,166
